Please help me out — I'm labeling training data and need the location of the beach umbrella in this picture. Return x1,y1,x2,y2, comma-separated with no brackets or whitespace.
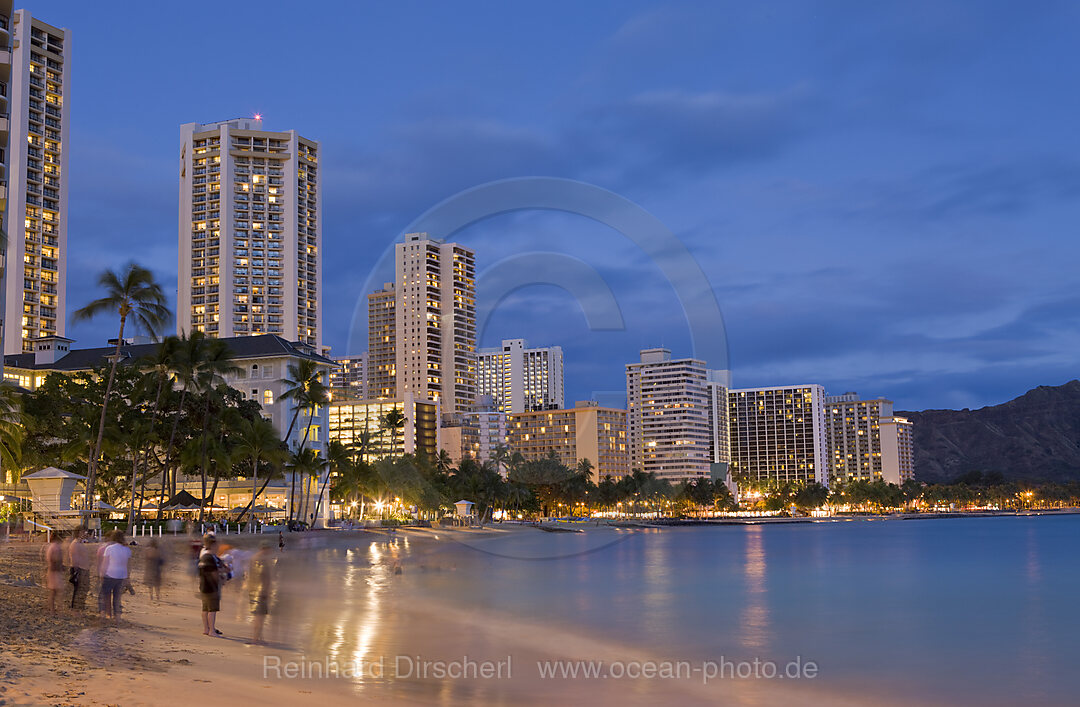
163,490,204,511
94,500,119,511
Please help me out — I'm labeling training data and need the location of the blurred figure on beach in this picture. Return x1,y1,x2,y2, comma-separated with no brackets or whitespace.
101,530,132,620
95,530,116,614
188,529,202,578
278,531,285,552
221,543,252,619
246,542,273,645
198,534,224,636
43,533,64,612
66,527,90,610
144,538,165,601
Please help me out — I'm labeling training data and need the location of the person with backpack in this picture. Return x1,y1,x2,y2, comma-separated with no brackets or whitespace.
198,534,224,636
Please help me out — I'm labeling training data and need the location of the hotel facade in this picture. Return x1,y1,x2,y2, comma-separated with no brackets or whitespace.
626,348,715,482
824,392,914,485
728,384,828,487
330,352,366,398
2,8,69,355
507,401,628,482
366,282,396,399
477,338,564,413
328,392,440,459
391,233,476,416
177,118,322,348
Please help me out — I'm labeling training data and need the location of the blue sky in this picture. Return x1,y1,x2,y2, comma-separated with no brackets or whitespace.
48,0,1080,411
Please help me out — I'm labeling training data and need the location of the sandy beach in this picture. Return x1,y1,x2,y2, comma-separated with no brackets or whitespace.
0,526,906,707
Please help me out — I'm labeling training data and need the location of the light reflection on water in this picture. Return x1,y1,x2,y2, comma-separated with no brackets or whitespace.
740,525,769,653
261,517,1080,705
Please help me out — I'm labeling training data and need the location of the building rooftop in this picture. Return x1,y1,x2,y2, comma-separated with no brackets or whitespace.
5,334,336,372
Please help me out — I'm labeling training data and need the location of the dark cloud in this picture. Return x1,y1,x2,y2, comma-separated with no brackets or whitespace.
574,86,816,183
53,0,1080,414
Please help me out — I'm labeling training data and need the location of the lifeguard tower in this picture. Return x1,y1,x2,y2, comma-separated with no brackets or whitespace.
22,467,88,531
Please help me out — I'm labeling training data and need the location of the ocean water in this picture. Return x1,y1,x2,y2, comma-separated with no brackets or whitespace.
280,516,1079,706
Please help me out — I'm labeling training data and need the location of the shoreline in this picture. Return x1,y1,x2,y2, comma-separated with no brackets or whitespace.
1,515,1072,705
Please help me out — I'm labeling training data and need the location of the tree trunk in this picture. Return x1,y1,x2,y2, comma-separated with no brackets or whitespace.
126,448,139,529
283,401,305,521
87,315,126,509
290,405,316,522
247,463,282,522
157,387,187,519
311,460,332,527
235,453,260,527
138,370,167,518
300,407,316,523
203,428,227,524
197,394,211,522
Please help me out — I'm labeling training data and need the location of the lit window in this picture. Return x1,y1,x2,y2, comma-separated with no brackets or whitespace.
264,389,274,405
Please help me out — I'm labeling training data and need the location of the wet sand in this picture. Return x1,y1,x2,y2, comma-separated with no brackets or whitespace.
0,527,887,706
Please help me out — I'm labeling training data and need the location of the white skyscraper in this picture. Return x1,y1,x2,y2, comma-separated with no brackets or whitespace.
2,9,70,355
477,338,564,413
707,369,731,469
626,348,714,482
178,118,321,348
393,233,476,416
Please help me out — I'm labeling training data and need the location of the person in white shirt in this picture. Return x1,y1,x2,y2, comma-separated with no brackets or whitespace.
101,530,133,619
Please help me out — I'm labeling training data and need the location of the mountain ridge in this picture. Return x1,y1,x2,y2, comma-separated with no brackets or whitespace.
899,379,1080,483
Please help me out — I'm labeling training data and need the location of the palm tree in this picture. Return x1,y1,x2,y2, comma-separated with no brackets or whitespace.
288,448,321,525
434,449,454,475
504,483,531,516
193,339,239,520
233,416,285,526
124,418,154,528
379,407,406,456
131,342,177,518
332,458,376,518
491,443,512,477
157,332,203,516
312,440,350,525
279,359,328,519
280,359,328,447
72,263,170,510
0,383,23,477
350,424,379,464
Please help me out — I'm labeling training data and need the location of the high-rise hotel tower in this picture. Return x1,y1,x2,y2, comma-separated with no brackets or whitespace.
2,8,70,355
388,233,476,416
178,118,321,348
477,338,564,413
626,348,715,482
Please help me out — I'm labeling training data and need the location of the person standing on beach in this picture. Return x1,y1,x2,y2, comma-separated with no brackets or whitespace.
44,534,64,612
278,531,285,552
95,531,116,614
67,527,90,610
101,530,132,620
198,534,224,636
144,538,165,602
246,542,273,645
